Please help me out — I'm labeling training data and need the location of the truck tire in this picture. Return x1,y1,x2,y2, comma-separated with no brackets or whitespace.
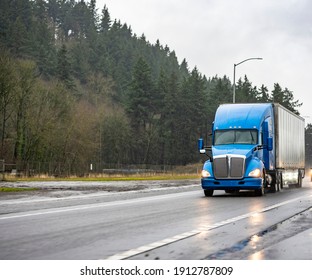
255,175,265,196
296,170,303,188
276,171,283,191
268,171,281,193
278,172,284,190
204,190,214,197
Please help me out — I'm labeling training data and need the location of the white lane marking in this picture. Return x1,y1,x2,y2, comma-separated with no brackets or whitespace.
0,189,200,221
106,194,312,260
0,184,199,205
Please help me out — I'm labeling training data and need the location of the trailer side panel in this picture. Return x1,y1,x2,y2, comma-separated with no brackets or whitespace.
274,104,305,169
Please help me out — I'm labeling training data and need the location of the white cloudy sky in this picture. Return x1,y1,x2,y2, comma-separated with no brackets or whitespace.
96,0,312,123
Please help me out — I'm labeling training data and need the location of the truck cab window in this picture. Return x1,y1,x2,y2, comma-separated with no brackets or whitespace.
214,130,258,145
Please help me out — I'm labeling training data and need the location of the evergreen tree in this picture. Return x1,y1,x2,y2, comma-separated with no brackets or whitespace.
257,85,270,102
100,4,111,33
126,57,155,163
29,0,56,76
0,49,17,159
56,43,74,88
14,59,36,162
270,83,302,114
235,75,258,103
179,58,190,79
206,75,232,125
175,67,207,164
271,83,283,103
127,57,156,127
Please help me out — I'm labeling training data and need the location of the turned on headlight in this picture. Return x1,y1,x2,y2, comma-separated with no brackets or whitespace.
201,170,211,178
248,168,261,177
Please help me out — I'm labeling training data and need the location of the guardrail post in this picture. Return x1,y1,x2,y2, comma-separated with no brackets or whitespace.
0,159,4,181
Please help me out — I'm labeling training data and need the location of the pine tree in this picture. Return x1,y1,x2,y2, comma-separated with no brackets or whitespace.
206,75,232,121
126,57,155,163
158,71,180,165
126,57,155,129
257,85,270,102
14,59,36,162
271,83,302,114
0,50,17,159
100,4,111,33
235,75,258,103
56,43,74,88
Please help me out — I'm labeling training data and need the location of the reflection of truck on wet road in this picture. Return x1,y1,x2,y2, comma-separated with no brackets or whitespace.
198,103,305,196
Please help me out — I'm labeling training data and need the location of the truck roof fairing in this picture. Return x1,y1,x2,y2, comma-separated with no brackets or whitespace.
214,103,273,130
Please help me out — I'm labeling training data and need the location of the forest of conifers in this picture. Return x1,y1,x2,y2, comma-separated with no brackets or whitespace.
0,0,305,175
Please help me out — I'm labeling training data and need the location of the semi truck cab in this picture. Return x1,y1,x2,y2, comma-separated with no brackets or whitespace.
198,103,305,197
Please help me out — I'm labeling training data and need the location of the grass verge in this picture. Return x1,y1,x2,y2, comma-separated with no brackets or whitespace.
7,173,200,182
0,187,39,192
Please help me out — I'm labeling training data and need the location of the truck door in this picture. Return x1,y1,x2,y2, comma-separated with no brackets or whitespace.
262,117,274,170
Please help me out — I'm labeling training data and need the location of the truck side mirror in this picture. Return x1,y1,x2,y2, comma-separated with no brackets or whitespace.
198,138,205,153
267,137,273,151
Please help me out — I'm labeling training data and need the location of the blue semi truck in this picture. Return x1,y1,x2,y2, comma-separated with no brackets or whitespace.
198,103,305,196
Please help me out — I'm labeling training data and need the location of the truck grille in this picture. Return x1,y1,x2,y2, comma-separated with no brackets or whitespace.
213,155,245,179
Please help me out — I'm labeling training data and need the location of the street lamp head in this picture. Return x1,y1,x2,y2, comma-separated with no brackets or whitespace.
236,57,263,66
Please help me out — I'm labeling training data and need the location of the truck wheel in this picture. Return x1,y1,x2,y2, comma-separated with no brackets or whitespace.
255,186,264,196
204,190,214,197
255,175,265,196
268,171,280,193
277,172,283,190
272,171,282,192
296,170,303,188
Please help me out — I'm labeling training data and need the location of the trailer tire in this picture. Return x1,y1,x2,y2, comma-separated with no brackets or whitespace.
278,172,283,190
204,190,214,197
296,170,303,188
275,171,283,191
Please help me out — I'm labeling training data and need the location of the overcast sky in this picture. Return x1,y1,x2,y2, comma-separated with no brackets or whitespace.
96,0,312,123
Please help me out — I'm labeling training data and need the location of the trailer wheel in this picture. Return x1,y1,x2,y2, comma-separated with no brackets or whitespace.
278,172,284,190
296,170,303,188
277,172,283,190
204,190,214,197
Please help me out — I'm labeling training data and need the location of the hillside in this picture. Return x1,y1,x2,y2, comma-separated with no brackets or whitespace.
0,0,302,175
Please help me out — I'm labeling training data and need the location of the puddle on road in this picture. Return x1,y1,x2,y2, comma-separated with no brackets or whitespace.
205,207,312,260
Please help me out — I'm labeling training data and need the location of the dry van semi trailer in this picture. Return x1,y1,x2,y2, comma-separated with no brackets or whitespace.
198,103,305,196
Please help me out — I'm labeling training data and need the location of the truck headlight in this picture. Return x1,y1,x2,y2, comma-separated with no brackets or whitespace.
201,170,211,178
248,168,261,177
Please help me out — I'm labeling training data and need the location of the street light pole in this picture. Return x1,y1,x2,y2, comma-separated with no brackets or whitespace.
233,57,263,103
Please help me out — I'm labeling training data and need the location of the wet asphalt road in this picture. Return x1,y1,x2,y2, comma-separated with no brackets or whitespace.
0,178,311,260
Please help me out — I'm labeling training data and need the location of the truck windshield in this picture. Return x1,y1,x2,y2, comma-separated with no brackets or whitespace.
214,129,258,145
